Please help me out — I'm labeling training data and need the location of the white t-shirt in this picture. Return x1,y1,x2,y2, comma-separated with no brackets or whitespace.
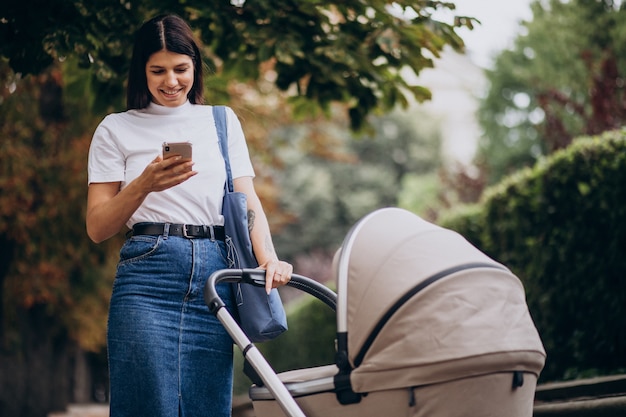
87,101,255,228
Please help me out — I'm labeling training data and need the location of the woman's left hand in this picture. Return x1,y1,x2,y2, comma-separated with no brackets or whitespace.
258,259,293,294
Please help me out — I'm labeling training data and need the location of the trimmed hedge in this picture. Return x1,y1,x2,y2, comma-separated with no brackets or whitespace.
441,130,626,381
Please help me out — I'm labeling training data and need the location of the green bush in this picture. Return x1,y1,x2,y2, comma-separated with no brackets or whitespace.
441,130,626,381
261,295,336,370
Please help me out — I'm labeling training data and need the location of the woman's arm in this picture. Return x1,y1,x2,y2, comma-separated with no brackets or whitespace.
233,176,292,292
86,155,196,243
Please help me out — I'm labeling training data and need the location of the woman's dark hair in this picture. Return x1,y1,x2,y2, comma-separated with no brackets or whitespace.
127,14,204,109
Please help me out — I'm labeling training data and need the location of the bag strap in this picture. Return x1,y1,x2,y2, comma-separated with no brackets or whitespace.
213,105,233,193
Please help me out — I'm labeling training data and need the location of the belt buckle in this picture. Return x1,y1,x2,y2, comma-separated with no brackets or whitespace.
183,224,192,238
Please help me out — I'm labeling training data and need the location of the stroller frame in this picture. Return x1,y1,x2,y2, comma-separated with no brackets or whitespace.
204,269,336,417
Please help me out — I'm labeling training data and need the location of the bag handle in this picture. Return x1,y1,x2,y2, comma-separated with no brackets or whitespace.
213,105,233,193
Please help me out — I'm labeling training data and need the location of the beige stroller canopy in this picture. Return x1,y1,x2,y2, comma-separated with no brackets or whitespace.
334,207,546,393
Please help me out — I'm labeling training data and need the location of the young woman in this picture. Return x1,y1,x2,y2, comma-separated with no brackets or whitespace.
86,14,292,417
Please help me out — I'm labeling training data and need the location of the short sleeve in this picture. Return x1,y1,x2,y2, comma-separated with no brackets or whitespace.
88,116,126,184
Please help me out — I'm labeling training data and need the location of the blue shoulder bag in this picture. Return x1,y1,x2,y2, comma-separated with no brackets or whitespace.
213,105,288,342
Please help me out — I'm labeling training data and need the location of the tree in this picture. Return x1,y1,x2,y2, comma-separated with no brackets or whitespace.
476,0,626,184
1,0,474,129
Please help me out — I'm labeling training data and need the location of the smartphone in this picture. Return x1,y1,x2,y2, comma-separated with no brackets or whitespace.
162,141,193,159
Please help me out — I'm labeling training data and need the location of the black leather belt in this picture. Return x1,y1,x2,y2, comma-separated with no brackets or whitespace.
130,223,226,240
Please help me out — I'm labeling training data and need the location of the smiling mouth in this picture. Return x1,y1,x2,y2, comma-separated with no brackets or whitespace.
160,88,183,96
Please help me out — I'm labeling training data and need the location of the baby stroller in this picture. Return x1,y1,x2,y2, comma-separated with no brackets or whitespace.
205,207,546,417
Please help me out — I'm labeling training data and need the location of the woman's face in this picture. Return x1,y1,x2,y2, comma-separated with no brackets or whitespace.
145,50,194,107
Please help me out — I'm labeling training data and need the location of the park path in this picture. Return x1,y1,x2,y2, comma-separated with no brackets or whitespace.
48,404,108,417
47,397,254,417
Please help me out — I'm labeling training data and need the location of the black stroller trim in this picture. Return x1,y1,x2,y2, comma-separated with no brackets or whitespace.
334,368,362,405
286,277,337,312
352,262,509,368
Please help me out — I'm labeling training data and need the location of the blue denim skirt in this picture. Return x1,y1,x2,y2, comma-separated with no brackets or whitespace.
108,234,236,417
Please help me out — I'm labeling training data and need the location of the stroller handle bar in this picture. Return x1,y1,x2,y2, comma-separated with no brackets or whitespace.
203,269,337,417
205,268,337,312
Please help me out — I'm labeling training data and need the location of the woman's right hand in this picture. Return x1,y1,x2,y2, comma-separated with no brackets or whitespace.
135,155,197,193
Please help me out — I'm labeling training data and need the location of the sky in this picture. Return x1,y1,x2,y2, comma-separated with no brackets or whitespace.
412,0,535,164
447,0,534,68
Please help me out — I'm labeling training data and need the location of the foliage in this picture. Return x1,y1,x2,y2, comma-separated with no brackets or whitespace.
397,172,441,218
0,61,119,352
436,202,483,244
271,109,442,261
441,130,626,381
477,0,626,184
1,0,474,130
